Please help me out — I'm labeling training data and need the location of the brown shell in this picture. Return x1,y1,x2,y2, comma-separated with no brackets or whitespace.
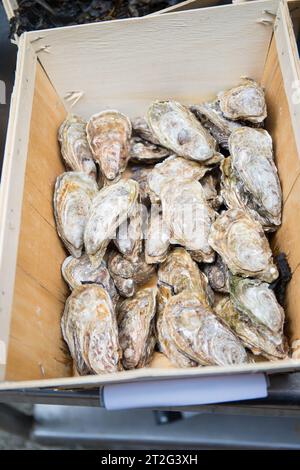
86,110,132,181
131,116,161,145
118,287,157,369
61,284,121,375
129,137,170,164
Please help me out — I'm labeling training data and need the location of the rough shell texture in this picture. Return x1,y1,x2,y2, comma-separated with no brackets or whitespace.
145,208,170,264
221,127,282,231
61,284,121,375
147,101,220,163
84,179,139,266
61,254,119,306
190,101,241,150
114,203,143,262
164,290,248,366
215,289,287,360
86,110,132,181
148,154,213,200
131,116,161,145
118,287,157,369
203,255,230,293
58,114,97,179
130,165,153,204
130,137,170,164
200,172,223,211
54,172,98,258
218,78,267,123
161,179,217,262
209,209,278,282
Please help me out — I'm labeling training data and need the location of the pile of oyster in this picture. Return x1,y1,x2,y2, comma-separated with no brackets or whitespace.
54,78,288,375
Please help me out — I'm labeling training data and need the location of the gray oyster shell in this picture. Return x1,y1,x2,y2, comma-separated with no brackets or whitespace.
203,255,230,293
58,114,97,179
84,179,139,266
145,207,170,264
131,116,161,145
130,164,153,204
53,172,98,258
129,137,170,164
218,78,267,123
114,203,144,262
200,172,223,211
164,290,248,366
86,110,132,181
221,127,282,231
61,284,121,375
118,287,157,369
61,254,119,307
161,179,217,262
147,101,221,163
208,209,278,282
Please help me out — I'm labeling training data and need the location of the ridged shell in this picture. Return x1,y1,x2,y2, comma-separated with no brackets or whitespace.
130,165,153,204
208,209,278,282
53,172,98,258
61,284,121,375
61,254,119,306
203,255,230,293
201,172,223,211
190,101,241,150
118,287,157,369
84,179,139,266
86,110,132,181
58,114,97,179
131,116,161,145
218,78,267,123
221,127,282,231
164,290,248,366
147,101,220,163
114,203,143,262
148,154,213,200
145,208,170,264
161,179,217,262
129,137,170,164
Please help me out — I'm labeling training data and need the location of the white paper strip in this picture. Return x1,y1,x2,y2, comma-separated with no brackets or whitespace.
103,373,268,410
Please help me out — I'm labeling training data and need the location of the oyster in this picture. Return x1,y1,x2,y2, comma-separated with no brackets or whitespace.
61,284,121,375
218,78,267,123
164,290,248,366
84,179,139,266
54,172,98,258
158,247,212,306
61,254,119,306
86,110,132,181
130,137,170,164
221,127,282,231
132,116,161,145
190,101,241,150
147,101,221,163
148,154,214,201
118,287,157,369
130,165,153,204
145,208,170,264
58,115,97,179
114,203,144,262
108,250,155,298
160,179,217,262
200,172,223,211
208,209,278,282
203,255,230,293
215,278,288,360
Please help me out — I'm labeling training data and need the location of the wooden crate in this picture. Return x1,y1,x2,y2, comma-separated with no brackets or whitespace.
1,0,300,391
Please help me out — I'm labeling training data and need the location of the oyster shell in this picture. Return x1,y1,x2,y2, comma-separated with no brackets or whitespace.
218,78,267,123
203,255,230,293
61,284,121,375
200,172,223,211
148,154,213,201
54,172,98,258
58,115,97,179
61,254,119,306
164,290,248,366
132,116,161,145
160,179,217,262
221,127,282,231
130,137,170,164
147,101,221,163
86,110,132,181
145,207,170,264
130,165,153,204
108,250,155,298
84,179,139,266
208,209,278,282
118,287,157,369
190,101,242,150
158,247,212,305
215,280,288,360
114,203,144,262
